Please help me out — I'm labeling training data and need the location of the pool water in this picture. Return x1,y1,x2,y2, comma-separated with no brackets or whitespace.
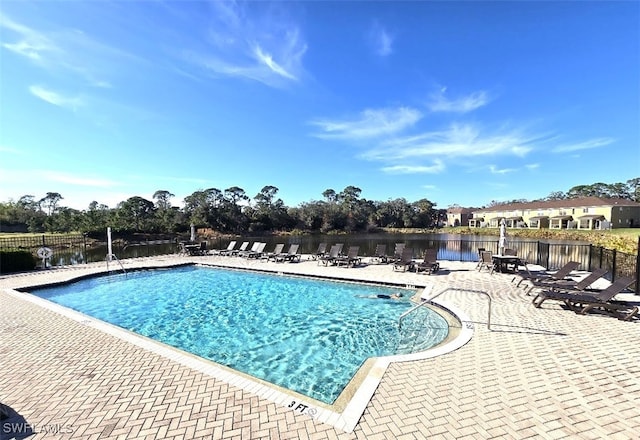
32,265,448,404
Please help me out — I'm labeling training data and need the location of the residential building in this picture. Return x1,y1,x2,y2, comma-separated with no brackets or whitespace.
467,197,640,230
446,207,475,227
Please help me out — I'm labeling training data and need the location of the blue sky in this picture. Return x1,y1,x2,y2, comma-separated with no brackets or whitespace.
1,1,638,211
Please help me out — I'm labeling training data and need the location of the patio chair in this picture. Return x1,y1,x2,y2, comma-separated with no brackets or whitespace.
245,242,267,258
370,244,388,264
230,241,250,256
261,243,285,261
532,275,634,311
414,248,440,275
312,243,327,260
275,244,301,263
392,248,414,272
475,247,486,269
515,261,580,288
318,244,343,266
527,268,608,295
236,241,260,257
212,240,237,256
336,246,361,267
477,251,494,274
391,243,406,263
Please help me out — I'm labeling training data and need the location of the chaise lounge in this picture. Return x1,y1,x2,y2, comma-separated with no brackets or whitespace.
532,276,636,320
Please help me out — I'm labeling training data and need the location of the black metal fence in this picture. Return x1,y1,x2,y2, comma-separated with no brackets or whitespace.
1,233,637,292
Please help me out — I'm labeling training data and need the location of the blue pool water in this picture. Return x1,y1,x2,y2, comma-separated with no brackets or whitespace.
32,265,448,404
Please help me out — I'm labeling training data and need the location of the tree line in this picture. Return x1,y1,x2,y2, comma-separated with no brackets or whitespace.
0,186,442,235
1,178,637,235
482,178,640,208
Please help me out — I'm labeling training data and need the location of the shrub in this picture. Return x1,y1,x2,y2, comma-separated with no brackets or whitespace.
0,250,36,274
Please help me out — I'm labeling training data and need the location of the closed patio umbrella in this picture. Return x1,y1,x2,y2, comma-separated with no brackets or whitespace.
498,219,507,255
190,224,196,242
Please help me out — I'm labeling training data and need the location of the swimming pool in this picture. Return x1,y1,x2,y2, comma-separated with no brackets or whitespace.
31,265,449,404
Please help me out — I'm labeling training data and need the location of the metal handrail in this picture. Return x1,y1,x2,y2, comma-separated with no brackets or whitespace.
399,287,492,330
106,254,127,275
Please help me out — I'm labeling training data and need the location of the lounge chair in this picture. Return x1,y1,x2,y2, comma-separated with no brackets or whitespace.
510,251,534,281
336,246,361,267
318,244,342,266
235,241,260,257
532,275,634,313
213,240,237,256
230,241,250,256
475,248,486,269
312,243,327,260
261,243,285,261
414,248,440,275
392,248,414,272
527,268,608,294
477,251,494,274
391,243,406,263
245,242,267,258
515,261,580,288
275,244,301,263
370,244,388,264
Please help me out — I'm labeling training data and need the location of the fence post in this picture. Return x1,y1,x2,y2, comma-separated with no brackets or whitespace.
42,234,46,247
611,248,617,282
83,234,87,264
636,236,640,293
587,244,593,271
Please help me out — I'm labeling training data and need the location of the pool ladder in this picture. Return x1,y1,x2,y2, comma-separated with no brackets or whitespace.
399,287,492,330
106,253,127,275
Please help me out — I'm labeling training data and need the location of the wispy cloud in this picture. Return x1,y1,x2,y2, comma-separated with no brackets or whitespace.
551,137,615,153
427,87,490,113
310,107,422,140
29,85,84,110
382,160,445,175
368,21,393,57
489,165,516,175
185,1,307,87
0,11,138,88
364,123,538,161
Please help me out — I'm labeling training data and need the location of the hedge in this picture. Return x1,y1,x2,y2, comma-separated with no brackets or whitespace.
0,250,36,274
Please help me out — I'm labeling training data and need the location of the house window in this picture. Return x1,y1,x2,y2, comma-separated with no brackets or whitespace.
582,208,589,213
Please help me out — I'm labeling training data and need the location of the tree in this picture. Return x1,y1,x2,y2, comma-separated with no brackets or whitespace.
153,190,174,210
322,189,337,203
627,178,640,202
115,196,156,231
153,190,179,232
544,191,566,200
40,192,63,215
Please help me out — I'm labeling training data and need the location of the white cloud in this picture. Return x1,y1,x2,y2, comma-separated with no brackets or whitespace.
525,163,540,170
364,123,537,161
310,107,422,140
1,11,140,88
551,137,615,153
186,1,307,88
29,85,84,110
489,165,516,175
427,87,490,113
368,21,393,57
382,160,445,174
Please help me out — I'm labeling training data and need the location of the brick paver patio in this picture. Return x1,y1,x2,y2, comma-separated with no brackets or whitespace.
1,254,639,439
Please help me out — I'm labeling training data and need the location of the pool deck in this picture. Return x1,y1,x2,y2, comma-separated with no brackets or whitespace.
1,254,639,439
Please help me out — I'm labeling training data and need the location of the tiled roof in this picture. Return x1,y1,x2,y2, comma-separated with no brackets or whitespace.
473,197,640,213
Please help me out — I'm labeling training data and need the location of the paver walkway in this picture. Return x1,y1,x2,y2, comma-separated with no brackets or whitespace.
1,254,639,439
